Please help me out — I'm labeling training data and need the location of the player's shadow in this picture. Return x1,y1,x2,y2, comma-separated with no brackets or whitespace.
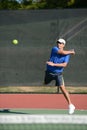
0,109,28,114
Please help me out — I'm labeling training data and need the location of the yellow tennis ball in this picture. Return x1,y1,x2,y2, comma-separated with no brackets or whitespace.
12,39,18,45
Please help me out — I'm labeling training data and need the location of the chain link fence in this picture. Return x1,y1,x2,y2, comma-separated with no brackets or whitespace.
0,9,87,87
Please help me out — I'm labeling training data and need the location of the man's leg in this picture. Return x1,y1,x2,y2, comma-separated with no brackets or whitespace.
56,74,75,114
44,71,53,85
60,85,72,105
60,85,75,114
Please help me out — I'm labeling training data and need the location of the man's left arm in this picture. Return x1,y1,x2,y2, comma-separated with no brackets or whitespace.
46,61,68,67
46,54,70,67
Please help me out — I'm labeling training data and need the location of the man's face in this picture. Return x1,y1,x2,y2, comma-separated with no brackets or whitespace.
57,42,65,49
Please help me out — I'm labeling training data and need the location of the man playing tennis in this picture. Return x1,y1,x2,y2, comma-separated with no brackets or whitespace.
44,38,75,114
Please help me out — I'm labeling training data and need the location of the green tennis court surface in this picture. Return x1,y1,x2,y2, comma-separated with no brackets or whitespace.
0,124,87,130
0,109,87,114
0,109,87,130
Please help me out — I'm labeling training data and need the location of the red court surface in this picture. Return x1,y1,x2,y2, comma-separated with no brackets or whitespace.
0,94,87,109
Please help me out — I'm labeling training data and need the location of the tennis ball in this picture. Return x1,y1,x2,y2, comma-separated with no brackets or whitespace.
12,39,18,45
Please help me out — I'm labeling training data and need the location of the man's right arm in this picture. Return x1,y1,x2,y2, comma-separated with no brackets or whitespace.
58,49,75,55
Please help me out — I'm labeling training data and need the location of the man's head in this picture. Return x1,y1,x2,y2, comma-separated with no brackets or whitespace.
57,38,66,45
57,38,66,49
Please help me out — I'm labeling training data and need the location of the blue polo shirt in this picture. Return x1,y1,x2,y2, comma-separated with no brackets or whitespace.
46,46,70,73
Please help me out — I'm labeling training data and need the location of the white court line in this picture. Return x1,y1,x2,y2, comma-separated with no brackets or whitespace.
0,114,87,124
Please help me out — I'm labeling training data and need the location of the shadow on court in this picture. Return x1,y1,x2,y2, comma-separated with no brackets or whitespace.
0,109,28,114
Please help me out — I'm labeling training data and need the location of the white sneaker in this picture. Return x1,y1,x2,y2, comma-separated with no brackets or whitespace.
69,104,75,114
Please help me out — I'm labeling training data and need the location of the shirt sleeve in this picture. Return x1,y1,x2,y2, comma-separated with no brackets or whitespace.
65,55,70,63
52,47,59,54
